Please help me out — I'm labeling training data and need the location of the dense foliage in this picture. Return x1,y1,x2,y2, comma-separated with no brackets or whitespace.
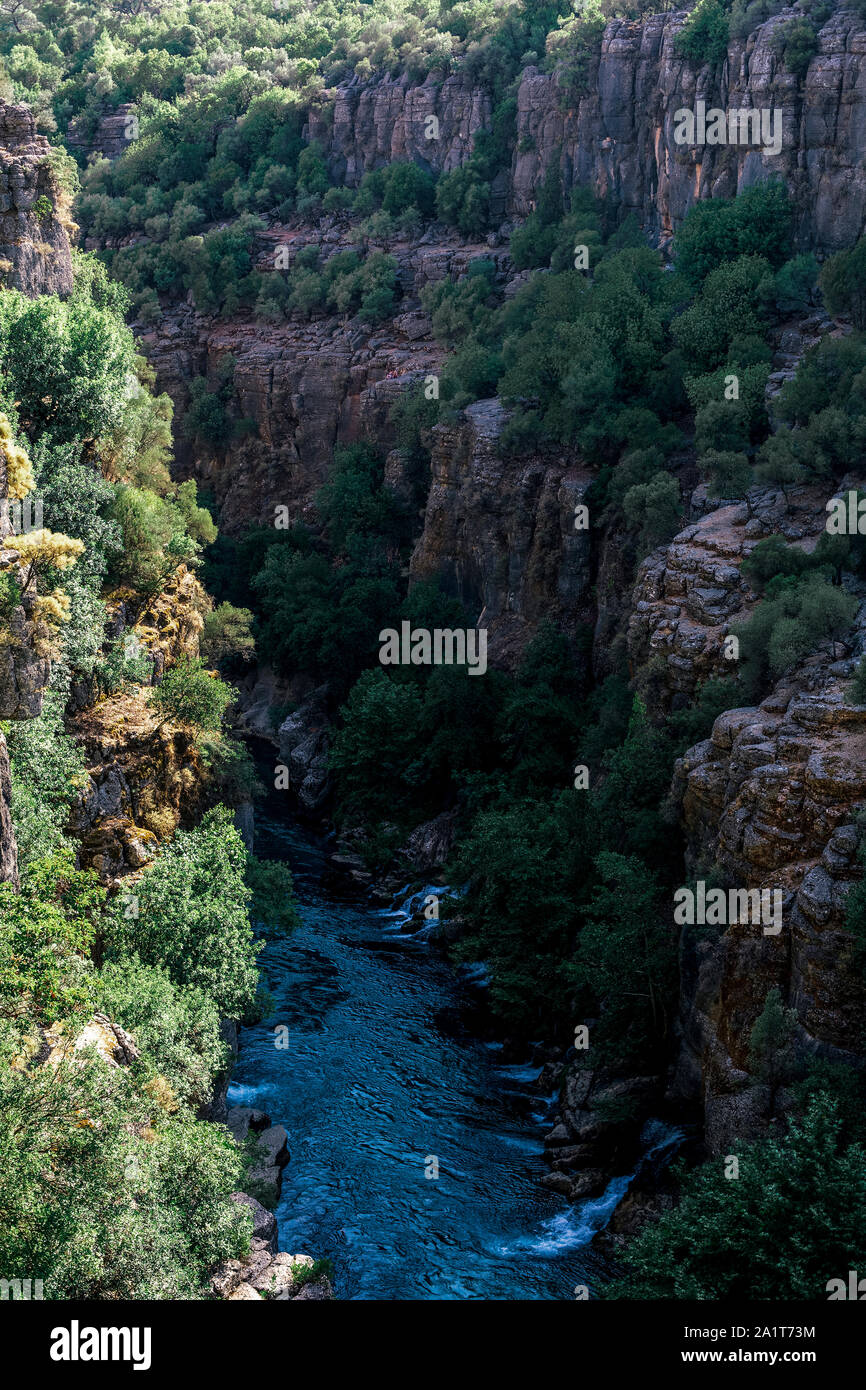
0,250,298,1299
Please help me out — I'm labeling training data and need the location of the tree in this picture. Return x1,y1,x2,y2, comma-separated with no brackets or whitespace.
748,986,799,1106
773,17,819,80
0,288,134,445
820,237,866,330
451,790,592,1034
102,806,261,1018
604,1096,866,1299
674,0,729,66
329,670,426,825
149,657,236,731
200,602,255,666
673,182,792,288
734,573,858,697
699,449,752,499
622,471,682,551
565,850,676,1065
97,955,228,1111
107,485,203,594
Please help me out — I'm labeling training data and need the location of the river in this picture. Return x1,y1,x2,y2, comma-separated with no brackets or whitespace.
228,787,668,1300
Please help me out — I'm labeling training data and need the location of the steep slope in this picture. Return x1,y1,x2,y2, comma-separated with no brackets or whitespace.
309,9,866,252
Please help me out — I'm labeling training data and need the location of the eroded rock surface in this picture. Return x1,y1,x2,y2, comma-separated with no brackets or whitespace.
0,102,73,296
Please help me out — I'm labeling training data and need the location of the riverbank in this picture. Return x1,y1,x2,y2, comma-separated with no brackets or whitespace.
222,759,688,1299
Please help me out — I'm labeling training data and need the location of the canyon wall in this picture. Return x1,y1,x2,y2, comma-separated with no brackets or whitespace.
0,102,74,297
309,8,866,254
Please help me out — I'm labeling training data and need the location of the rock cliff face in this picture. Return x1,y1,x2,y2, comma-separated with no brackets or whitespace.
65,567,212,881
510,9,866,253
309,73,492,189
139,227,502,531
410,399,594,664
627,482,830,710
671,632,866,1152
0,102,74,297
308,9,866,255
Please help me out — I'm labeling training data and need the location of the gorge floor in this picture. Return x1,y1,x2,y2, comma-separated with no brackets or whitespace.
228,792,624,1300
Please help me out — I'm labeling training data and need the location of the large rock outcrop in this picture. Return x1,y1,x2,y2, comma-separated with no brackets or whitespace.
138,227,500,531
510,9,866,253
409,399,594,664
627,481,832,710
308,9,866,255
671,655,866,1152
0,102,74,297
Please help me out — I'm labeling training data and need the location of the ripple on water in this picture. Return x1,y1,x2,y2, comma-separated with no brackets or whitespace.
231,804,655,1300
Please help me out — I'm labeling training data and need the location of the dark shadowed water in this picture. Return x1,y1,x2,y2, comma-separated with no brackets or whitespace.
229,799,655,1300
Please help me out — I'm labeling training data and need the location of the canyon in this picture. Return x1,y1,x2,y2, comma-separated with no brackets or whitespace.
111,8,866,1202
3,1,866,1286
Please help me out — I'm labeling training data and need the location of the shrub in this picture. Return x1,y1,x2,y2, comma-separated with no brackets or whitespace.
674,0,730,67
149,657,236,731
102,806,261,1019
820,237,866,330
97,956,229,1112
733,573,858,697
773,17,819,80
622,471,682,551
673,183,792,287
699,448,752,498
200,602,255,666
603,1096,866,1299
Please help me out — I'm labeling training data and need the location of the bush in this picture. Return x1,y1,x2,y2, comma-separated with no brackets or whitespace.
674,0,730,67
107,485,203,595
820,237,866,330
740,534,815,588
102,806,261,1019
773,17,819,80
604,1096,866,1299
733,573,858,697
673,183,792,287
622,471,682,551
149,656,236,731
97,956,229,1112
6,680,87,865
200,602,255,667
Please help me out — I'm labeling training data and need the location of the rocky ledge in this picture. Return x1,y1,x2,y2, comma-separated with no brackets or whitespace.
211,1106,334,1302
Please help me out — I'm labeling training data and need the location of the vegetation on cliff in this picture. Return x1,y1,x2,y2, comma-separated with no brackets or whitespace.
0,250,298,1298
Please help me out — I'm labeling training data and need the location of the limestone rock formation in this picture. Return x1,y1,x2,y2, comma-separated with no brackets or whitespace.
137,226,500,530
628,482,833,711
308,72,492,189
671,656,866,1152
